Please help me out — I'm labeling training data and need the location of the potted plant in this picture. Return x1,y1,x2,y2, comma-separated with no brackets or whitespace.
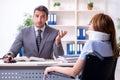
53,2,61,10
17,13,34,31
117,18,120,47
87,1,93,10
118,37,120,47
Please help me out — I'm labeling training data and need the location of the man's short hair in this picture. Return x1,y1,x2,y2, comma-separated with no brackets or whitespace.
34,5,49,16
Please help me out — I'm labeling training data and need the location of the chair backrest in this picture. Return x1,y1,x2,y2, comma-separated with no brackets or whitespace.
80,51,117,80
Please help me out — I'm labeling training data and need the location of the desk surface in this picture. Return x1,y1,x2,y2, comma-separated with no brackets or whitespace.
0,60,75,67
0,60,75,80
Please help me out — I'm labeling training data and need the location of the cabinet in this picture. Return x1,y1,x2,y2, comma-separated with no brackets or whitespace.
47,0,106,55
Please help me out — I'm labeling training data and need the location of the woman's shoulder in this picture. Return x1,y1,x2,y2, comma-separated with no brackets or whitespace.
85,40,109,48
86,40,110,44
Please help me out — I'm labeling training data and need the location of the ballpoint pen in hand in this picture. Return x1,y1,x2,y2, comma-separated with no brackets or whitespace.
2,53,16,63
0,57,3,60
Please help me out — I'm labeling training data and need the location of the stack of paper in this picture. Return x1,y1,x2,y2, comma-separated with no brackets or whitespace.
58,55,79,63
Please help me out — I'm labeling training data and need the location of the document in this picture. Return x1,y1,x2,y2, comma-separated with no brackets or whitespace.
14,56,45,62
58,55,79,63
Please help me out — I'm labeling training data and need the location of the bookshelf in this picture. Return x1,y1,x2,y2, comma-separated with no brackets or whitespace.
47,0,106,55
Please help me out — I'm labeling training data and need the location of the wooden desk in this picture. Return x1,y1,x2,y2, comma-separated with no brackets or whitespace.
0,60,75,80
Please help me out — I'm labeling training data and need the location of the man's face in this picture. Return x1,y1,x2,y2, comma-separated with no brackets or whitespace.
33,10,48,28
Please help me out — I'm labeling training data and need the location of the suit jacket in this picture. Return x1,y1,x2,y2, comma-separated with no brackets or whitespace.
8,24,64,59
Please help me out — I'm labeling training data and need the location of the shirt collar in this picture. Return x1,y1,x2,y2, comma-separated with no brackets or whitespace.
34,25,46,32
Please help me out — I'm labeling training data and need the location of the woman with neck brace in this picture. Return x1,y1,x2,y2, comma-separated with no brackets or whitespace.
44,13,119,78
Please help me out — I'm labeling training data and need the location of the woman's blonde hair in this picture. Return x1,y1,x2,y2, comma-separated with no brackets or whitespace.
90,13,119,59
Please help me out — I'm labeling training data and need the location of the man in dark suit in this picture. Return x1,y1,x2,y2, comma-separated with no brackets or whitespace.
3,5,67,61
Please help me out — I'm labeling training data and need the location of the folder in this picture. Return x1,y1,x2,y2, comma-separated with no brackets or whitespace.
72,44,75,54
77,44,80,54
66,43,73,55
47,14,51,25
51,13,54,25
77,28,86,40
53,14,56,25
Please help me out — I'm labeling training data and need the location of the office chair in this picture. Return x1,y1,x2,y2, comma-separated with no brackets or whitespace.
45,51,117,80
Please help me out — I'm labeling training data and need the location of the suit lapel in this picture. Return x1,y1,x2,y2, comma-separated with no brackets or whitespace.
39,26,50,54
30,26,39,54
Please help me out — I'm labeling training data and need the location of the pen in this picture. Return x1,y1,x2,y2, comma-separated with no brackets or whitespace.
0,58,3,60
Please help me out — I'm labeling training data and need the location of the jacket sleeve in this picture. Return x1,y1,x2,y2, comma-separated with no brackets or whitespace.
53,41,64,58
8,31,23,57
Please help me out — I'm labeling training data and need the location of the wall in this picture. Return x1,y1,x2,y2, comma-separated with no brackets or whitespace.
106,0,120,40
0,0,47,57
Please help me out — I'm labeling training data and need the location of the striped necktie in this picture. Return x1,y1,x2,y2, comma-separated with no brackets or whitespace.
36,30,42,51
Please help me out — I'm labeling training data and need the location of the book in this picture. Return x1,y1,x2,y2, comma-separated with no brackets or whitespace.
14,56,45,62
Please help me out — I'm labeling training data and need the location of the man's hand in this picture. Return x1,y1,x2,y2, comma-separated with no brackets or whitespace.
3,53,16,63
55,30,67,46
